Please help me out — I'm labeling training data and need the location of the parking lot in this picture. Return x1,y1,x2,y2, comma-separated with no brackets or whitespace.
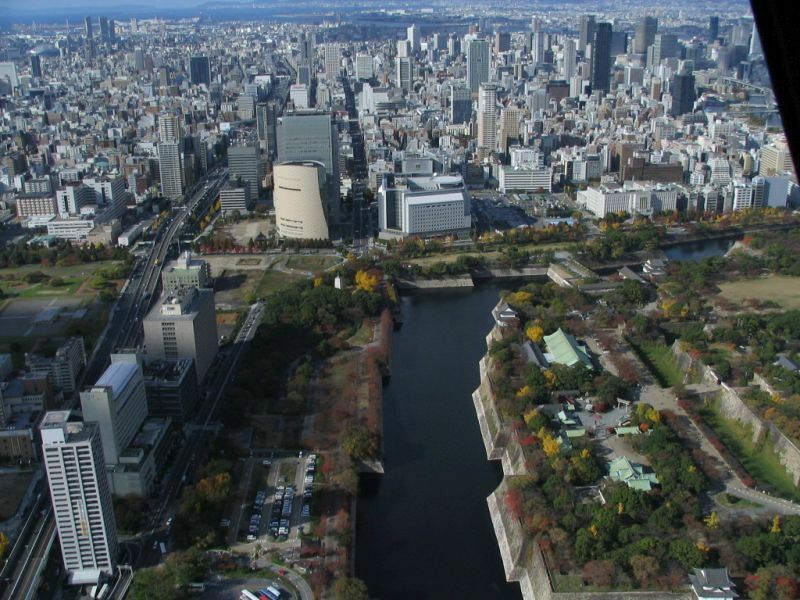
237,454,318,547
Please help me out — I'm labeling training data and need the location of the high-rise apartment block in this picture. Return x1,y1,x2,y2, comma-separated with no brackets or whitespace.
41,410,118,586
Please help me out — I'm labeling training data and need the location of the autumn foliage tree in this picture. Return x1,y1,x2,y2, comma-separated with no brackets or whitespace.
354,270,380,293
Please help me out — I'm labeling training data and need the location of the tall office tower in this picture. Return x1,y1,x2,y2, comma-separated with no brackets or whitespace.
133,47,145,71
579,14,596,54
477,83,498,151
108,19,115,43
648,33,679,69
297,63,311,85
41,411,118,586
143,287,218,385
407,24,421,53
634,17,657,54
99,17,109,42
670,72,696,116
324,45,341,80
610,31,628,56
84,16,93,40
158,113,180,143
531,16,542,32
396,39,411,58
495,31,511,54
274,161,329,240
228,144,261,191
708,16,719,41
562,38,577,79
432,33,446,51
355,53,373,80
447,34,460,57
395,56,412,92
30,54,42,79
590,22,613,93
450,84,472,124
531,32,545,66
80,356,147,467
466,38,490,94
299,32,310,62
277,112,340,223
158,141,183,200
189,56,211,87
498,106,522,154
256,102,278,156
749,21,762,58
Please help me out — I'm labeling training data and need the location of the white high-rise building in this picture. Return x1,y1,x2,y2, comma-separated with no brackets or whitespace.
562,38,576,79
80,357,147,466
290,84,310,109
41,410,118,586
158,113,180,143
158,141,184,199
477,83,498,151
466,38,490,94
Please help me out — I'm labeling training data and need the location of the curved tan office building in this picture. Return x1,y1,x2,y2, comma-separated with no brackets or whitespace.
274,161,329,240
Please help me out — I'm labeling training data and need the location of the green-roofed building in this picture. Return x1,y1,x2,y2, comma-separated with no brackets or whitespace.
608,456,659,491
543,328,593,369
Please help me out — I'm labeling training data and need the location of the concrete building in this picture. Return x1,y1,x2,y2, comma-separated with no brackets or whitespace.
189,56,211,87
274,161,329,240
26,337,86,394
395,57,412,92
590,22,613,93
219,178,252,216
324,45,341,80
80,356,147,467
759,141,795,176
56,182,94,217
579,15,596,55
355,53,374,80
498,165,554,193
477,84,497,152
158,141,183,199
161,251,211,293
378,174,471,239
578,182,679,216
143,287,218,385
634,16,657,54
277,112,340,224
450,84,472,125
41,411,118,586
142,358,198,424
16,192,57,218
227,144,261,192
290,84,310,109
46,217,96,241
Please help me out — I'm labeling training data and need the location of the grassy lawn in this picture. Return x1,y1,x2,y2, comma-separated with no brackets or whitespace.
0,262,124,299
255,270,304,298
700,402,800,502
715,492,762,509
628,339,684,387
346,320,374,346
717,275,800,310
405,241,572,267
284,255,341,272
0,471,34,520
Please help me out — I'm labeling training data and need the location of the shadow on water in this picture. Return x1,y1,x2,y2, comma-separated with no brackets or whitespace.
356,284,522,600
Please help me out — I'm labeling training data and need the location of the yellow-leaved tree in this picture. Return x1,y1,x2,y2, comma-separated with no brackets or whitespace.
355,270,380,293
526,325,544,343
